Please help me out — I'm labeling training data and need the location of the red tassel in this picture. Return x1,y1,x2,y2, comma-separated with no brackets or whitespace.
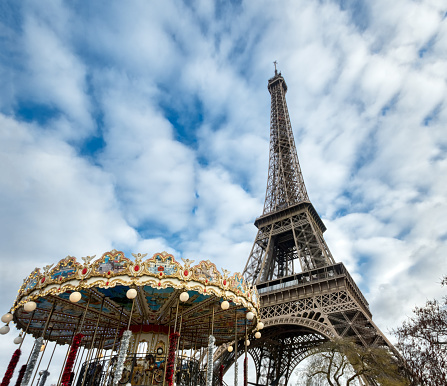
165,332,180,386
244,356,247,386
14,365,26,386
61,333,83,386
219,364,224,386
1,349,21,386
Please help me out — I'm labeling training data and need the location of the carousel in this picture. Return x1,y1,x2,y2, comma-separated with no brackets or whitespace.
0,250,262,386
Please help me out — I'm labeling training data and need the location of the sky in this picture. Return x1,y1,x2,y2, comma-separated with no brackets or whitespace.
0,0,446,384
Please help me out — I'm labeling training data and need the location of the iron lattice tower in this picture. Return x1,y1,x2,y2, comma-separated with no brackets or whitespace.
244,70,335,284
216,70,394,385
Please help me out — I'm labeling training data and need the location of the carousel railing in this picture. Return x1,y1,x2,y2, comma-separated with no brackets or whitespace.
74,351,205,386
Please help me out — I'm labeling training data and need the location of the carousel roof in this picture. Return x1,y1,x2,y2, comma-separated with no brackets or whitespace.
12,250,260,349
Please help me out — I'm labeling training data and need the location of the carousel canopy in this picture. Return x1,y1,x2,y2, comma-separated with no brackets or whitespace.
12,250,260,350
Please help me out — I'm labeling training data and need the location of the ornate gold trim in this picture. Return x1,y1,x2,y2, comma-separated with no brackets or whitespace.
14,251,260,314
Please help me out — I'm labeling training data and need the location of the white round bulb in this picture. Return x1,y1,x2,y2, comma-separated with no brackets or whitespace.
126,289,137,299
14,336,23,344
245,339,250,346
69,292,82,303
24,301,37,312
227,345,233,352
1,313,13,323
246,311,254,321
179,292,189,302
255,331,261,339
257,322,264,330
0,325,10,335
221,300,230,310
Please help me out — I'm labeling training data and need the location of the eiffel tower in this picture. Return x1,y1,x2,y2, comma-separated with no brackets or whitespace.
218,68,394,385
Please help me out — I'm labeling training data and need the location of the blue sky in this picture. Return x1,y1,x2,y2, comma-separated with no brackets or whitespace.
1,0,447,382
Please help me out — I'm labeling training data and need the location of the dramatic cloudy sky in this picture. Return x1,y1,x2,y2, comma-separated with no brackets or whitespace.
1,0,446,383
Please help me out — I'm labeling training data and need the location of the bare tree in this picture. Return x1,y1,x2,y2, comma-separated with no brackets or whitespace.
393,276,447,385
296,338,409,386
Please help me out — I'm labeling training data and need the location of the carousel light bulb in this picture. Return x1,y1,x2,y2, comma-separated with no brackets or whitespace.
14,335,23,344
40,344,45,352
69,291,82,303
179,292,189,302
221,300,230,310
0,325,10,335
1,313,13,323
24,301,37,312
126,289,137,299
257,322,264,330
227,345,233,352
255,331,261,339
246,311,254,321
245,339,250,346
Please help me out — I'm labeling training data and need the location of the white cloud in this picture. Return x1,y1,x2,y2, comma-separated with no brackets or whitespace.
20,8,93,139
95,70,197,232
180,166,261,273
0,114,140,301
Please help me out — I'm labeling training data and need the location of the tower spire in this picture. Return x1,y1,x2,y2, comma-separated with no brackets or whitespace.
263,70,309,215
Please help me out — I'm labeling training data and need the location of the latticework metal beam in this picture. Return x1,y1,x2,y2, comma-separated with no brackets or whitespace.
238,70,396,385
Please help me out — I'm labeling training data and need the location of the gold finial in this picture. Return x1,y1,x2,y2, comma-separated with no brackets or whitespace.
181,258,195,268
81,255,95,265
43,264,54,274
132,253,147,264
